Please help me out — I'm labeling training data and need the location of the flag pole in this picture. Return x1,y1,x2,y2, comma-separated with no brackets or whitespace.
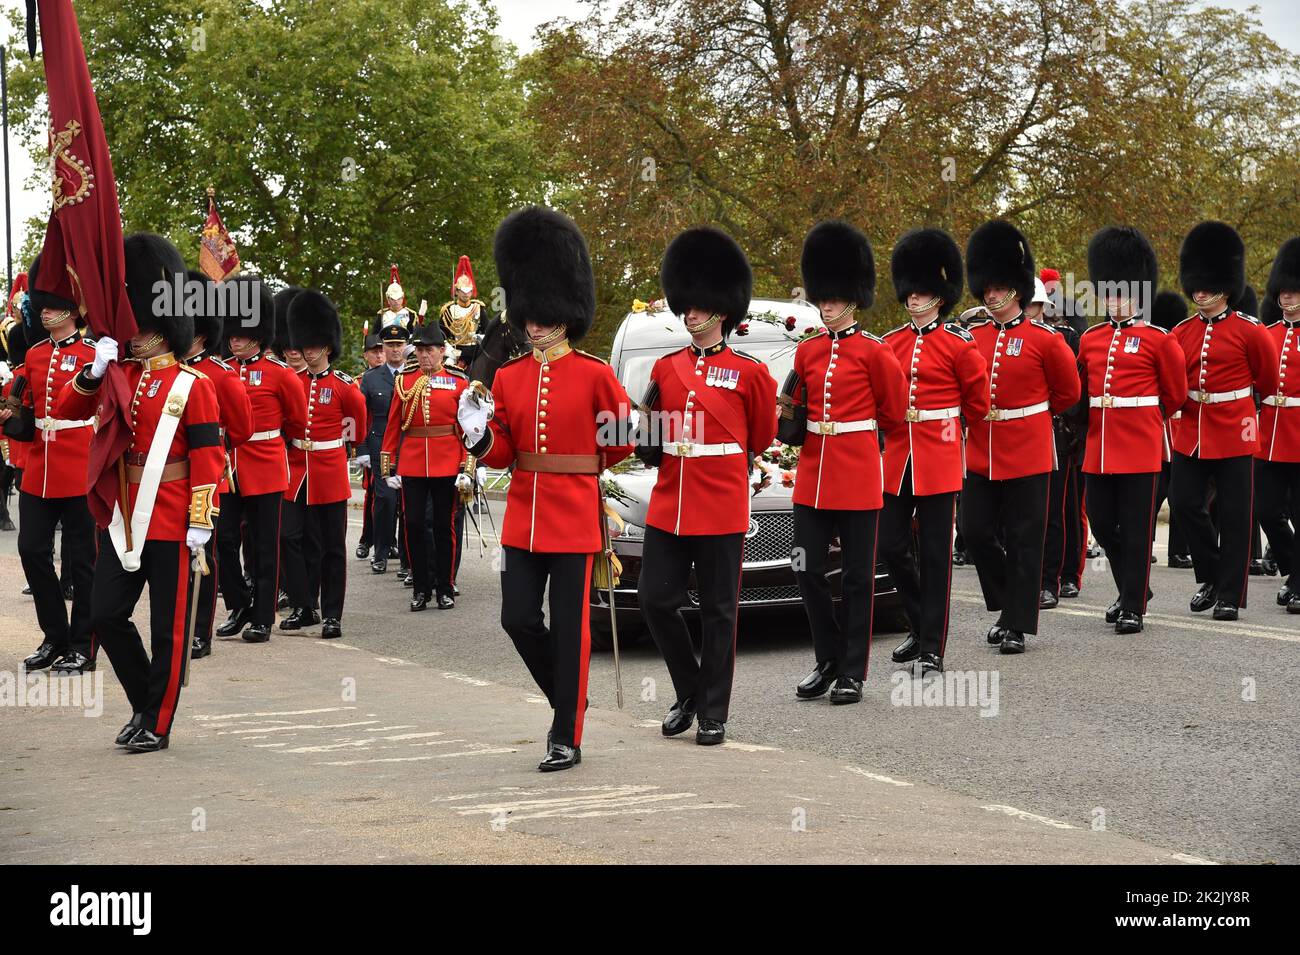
2,45,12,294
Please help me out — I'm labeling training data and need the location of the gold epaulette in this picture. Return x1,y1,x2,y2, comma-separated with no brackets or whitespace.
179,364,208,380
574,349,609,364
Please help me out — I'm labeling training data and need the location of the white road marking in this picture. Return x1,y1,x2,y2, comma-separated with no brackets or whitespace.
216,720,381,736
981,804,1077,829
441,671,492,687
448,784,741,824
317,746,517,766
844,766,913,787
722,740,781,752
195,706,358,721
525,695,548,705
373,656,414,666
380,731,445,741
1171,852,1218,865
363,725,418,732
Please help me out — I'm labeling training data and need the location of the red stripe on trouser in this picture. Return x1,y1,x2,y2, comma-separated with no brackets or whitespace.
573,553,594,746
1238,465,1254,607
1077,483,1089,592
1030,484,1050,635
1052,468,1067,593
155,541,190,734
938,495,955,657
448,496,459,587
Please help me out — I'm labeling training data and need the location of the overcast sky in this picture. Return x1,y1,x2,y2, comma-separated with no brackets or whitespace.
0,0,1295,277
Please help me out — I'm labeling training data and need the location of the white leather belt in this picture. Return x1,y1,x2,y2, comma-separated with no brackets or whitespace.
984,400,1049,422
664,441,743,458
248,428,282,441
1263,395,1300,407
904,406,960,422
292,437,345,451
1089,395,1160,408
1188,387,1251,404
806,418,877,436
36,417,94,432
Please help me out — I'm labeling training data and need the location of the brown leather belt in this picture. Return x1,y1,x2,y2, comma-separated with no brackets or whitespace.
405,424,455,438
515,451,600,475
125,455,190,484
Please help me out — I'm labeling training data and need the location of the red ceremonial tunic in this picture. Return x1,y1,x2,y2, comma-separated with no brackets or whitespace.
478,344,634,553
1170,309,1278,459
381,366,469,478
58,354,225,541
20,333,96,499
1258,318,1300,463
882,318,991,496
1,366,30,470
187,352,253,493
966,315,1080,480
230,352,305,497
288,366,367,505
787,326,907,510
1077,318,1187,474
644,342,777,535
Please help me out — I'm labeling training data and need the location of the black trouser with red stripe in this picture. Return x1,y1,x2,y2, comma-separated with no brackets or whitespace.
91,532,193,736
500,547,593,748
960,471,1050,635
358,478,374,550
640,528,744,722
280,488,308,611
304,498,348,620
1154,462,1190,558
1171,452,1253,607
217,490,282,627
793,504,878,680
18,490,95,658
1043,460,1084,595
1258,460,1299,591
1085,472,1158,615
880,472,956,659
401,476,459,598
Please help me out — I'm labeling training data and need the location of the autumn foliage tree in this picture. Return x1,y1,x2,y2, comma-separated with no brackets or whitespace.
524,0,1300,338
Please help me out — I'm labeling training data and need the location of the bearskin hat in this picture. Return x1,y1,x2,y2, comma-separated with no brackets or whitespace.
26,252,79,321
1237,284,1259,318
1179,220,1246,307
891,228,964,317
801,220,875,310
184,269,221,351
222,274,276,350
123,232,192,357
287,289,342,357
966,220,1035,306
3,320,29,367
1087,226,1158,319
273,286,304,355
1151,290,1189,332
1265,237,1300,311
661,226,753,336
493,206,595,343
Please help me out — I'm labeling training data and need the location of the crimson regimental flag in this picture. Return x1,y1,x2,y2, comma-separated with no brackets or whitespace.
199,190,241,282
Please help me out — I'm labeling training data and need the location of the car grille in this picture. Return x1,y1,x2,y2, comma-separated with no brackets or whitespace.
743,511,794,564
689,584,803,605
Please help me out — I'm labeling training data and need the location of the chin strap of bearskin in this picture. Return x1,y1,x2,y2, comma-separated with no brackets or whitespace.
776,370,807,446
634,380,663,467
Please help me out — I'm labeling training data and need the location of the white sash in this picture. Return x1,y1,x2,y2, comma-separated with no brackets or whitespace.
109,372,195,572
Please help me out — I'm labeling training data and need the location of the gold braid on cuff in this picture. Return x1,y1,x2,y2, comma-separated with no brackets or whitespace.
189,484,218,529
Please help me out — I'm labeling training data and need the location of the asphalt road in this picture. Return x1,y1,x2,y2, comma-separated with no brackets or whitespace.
0,500,1295,864
344,509,1299,864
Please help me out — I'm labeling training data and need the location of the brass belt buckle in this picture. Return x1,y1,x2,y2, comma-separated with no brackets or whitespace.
985,408,1002,422
41,416,54,431
817,420,836,435
905,408,920,423
1101,395,1114,408
302,439,314,451
676,441,693,457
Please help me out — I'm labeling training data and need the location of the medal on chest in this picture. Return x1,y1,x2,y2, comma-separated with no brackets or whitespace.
430,375,457,391
1124,336,1140,354
706,366,739,389
1005,338,1023,357
60,354,78,372
146,379,162,399
248,370,263,386
319,387,333,405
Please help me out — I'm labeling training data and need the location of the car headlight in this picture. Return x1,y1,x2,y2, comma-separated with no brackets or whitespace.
617,521,646,540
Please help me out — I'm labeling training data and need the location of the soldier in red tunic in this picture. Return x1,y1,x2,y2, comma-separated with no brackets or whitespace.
636,227,776,745
181,271,252,657
57,233,226,752
778,221,906,702
285,291,368,640
213,278,307,643
382,322,468,611
457,206,634,772
1170,221,1279,620
1259,237,1300,614
881,229,990,675
961,221,1080,654
0,253,98,674
1076,227,1187,633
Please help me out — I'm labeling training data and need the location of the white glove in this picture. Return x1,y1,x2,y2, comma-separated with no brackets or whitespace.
186,526,212,550
385,476,402,490
90,337,119,378
355,454,371,469
0,361,11,386
457,388,492,443
476,466,487,489
454,472,473,495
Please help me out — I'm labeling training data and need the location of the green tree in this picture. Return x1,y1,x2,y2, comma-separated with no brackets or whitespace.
5,0,542,362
